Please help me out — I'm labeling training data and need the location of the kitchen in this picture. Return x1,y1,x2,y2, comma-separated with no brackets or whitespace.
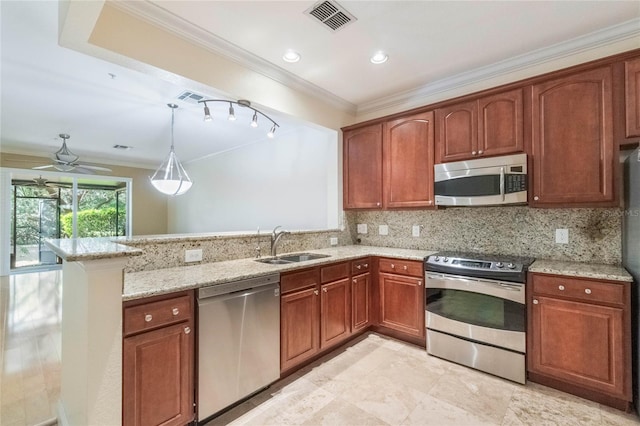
2,1,640,426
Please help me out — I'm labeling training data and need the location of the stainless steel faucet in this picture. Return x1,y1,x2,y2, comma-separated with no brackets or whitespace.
271,225,289,256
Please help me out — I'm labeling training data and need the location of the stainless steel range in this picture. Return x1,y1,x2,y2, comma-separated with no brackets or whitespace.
424,252,535,384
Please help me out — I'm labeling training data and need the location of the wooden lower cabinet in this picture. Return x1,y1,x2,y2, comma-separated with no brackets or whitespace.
378,272,424,339
352,272,371,331
320,278,351,348
528,273,631,410
123,293,194,426
280,286,320,372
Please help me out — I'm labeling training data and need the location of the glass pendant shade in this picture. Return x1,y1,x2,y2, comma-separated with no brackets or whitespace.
150,103,193,196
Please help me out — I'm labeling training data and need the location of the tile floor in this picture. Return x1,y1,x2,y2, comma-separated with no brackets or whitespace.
206,333,640,426
1,270,61,426
1,270,639,426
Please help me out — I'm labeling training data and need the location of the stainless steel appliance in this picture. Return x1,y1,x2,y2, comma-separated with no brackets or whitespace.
197,274,280,422
425,252,534,384
622,148,640,409
434,153,527,206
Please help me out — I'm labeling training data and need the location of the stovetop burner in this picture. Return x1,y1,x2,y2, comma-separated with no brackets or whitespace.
425,251,535,283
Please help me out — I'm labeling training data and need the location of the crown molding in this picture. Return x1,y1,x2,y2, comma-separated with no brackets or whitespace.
356,18,640,116
110,0,357,114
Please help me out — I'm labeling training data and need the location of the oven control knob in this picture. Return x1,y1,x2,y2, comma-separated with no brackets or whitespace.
507,263,516,269
443,257,449,262
434,256,440,261
495,262,504,268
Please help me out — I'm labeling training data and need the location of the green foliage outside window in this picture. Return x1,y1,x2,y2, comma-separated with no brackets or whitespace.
60,207,126,238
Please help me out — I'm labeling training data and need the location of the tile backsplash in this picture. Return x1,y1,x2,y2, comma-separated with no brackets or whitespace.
348,207,622,264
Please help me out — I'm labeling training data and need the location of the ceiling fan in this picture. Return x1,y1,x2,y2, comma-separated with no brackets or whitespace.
33,134,112,174
19,176,73,188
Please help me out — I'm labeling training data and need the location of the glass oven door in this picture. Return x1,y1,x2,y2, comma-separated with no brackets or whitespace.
425,272,525,353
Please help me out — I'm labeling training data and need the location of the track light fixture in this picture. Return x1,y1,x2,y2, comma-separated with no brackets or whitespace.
199,99,279,138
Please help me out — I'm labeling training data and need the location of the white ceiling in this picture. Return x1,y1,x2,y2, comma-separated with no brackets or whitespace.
1,0,639,170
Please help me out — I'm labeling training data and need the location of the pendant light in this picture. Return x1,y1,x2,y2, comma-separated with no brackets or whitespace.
150,103,193,196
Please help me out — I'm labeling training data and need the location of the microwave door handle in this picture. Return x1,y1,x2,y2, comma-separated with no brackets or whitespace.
500,166,505,201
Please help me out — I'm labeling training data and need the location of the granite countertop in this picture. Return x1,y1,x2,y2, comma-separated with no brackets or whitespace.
124,246,435,301
44,237,143,261
529,259,633,282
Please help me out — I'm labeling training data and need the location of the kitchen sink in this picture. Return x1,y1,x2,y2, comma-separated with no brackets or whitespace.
255,253,330,265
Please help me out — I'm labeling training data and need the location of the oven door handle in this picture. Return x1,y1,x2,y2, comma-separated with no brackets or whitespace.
425,272,524,304
500,166,505,202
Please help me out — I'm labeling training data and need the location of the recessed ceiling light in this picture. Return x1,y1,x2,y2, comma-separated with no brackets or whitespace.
283,49,301,63
370,51,388,64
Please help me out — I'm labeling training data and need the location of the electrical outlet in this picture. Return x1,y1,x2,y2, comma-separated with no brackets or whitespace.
185,249,203,262
357,223,368,234
555,229,569,244
330,237,338,246
379,225,389,236
412,225,421,237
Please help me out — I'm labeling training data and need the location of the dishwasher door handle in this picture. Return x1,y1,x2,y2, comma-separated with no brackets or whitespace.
197,283,279,306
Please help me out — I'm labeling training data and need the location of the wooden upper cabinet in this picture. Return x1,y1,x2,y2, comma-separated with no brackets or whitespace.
625,57,640,138
383,111,435,208
343,124,383,209
436,88,524,163
436,100,477,162
531,66,616,206
478,89,524,156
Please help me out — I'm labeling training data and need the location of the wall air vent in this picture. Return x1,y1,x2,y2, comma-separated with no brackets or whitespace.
305,1,356,32
176,91,205,104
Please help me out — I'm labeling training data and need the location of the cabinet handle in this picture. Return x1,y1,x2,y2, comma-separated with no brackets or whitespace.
323,287,328,293
364,263,368,268
534,196,539,201
391,264,395,269
314,290,319,296
478,150,484,154
403,265,408,271
357,265,361,270
418,280,422,286
184,327,191,335
533,299,539,304
585,288,592,295
144,314,153,322
353,279,357,284
376,202,381,207
472,151,477,155
172,308,179,316
558,285,565,291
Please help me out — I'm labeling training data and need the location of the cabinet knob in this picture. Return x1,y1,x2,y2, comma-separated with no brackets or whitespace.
558,285,565,291
364,263,368,268
472,151,477,155
534,196,539,201
357,265,361,269
403,265,408,271
585,288,592,295
391,264,395,269
314,290,319,296
353,279,357,284
144,314,153,322
172,308,179,316
376,202,381,207
418,280,422,286
533,299,539,304
323,287,328,293
184,327,191,335
478,150,484,154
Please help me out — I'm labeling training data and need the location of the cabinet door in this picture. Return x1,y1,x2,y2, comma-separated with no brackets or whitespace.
379,273,424,338
343,124,383,209
123,322,194,426
478,88,524,157
281,287,320,371
384,111,435,208
436,100,477,163
529,296,625,397
320,278,351,349
531,66,615,206
625,57,640,138
351,273,371,331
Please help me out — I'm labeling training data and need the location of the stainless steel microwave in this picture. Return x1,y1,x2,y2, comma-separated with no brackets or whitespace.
434,154,528,206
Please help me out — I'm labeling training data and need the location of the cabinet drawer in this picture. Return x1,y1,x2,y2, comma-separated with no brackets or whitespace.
124,295,192,336
378,258,423,277
351,258,371,275
321,262,349,284
281,267,319,294
531,274,625,306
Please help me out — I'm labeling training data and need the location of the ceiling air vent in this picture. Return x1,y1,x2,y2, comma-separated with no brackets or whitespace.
305,1,356,32
176,91,205,105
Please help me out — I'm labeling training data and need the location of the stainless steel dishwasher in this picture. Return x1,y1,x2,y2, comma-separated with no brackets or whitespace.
197,274,280,421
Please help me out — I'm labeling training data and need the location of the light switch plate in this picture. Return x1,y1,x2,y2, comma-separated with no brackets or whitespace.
185,249,203,262
412,225,421,237
379,225,389,236
330,237,338,246
555,229,569,244
357,224,368,234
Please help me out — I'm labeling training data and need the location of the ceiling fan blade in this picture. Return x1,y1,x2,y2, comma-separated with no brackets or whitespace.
72,166,96,175
75,164,112,172
33,165,54,170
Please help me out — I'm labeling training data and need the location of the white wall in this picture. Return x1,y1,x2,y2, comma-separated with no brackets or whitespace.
167,126,339,233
